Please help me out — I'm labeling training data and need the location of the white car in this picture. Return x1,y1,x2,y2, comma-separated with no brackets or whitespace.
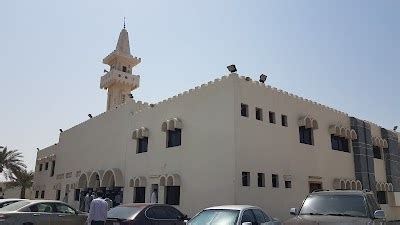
187,205,281,225
0,199,25,208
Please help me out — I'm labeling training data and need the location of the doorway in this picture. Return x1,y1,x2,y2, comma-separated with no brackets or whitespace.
309,182,322,193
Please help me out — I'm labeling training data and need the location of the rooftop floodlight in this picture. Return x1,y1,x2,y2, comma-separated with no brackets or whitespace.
104,69,108,73
36,148,40,151
59,129,63,133
394,126,398,131
0,146,4,149
88,114,93,118
227,64,237,73
259,74,267,83
128,94,133,98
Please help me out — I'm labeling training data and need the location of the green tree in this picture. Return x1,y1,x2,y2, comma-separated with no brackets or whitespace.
8,169,34,198
0,146,27,179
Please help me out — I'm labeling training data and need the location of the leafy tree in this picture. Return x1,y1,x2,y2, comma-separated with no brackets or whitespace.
8,169,34,198
0,146,26,179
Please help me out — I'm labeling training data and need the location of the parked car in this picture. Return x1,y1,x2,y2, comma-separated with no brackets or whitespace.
284,190,386,225
187,205,281,225
0,199,87,225
0,199,25,208
106,203,188,225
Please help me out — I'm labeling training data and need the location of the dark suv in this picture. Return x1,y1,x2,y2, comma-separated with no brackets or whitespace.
284,190,386,225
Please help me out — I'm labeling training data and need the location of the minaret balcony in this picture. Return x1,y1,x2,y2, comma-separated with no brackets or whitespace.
100,69,140,90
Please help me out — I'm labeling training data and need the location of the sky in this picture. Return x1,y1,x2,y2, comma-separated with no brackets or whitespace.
0,0,399,171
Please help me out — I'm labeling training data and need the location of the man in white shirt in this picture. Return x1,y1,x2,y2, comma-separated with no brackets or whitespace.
87,192,108,225
150,189,158,203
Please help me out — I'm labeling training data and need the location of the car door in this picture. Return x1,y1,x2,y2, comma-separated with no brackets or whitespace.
52,202,85,225
145,205,175,225
163,205,186,225
240,209,257,225
252,209,274,225
25,203,55,225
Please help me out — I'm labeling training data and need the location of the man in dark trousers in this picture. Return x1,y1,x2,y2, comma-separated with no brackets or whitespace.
87,192,108,225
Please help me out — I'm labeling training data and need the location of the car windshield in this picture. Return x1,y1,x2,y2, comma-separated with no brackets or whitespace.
0,200,30,212
300,195,368,218
188,209,240,225
107,206,143,220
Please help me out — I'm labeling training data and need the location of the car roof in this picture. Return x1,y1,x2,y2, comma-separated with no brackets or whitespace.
0,199,25,203
118,203,173,208
309,190,367,196
22,199,68,204
205,205,259,211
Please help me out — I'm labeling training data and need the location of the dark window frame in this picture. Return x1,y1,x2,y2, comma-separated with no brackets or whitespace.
299,126,313,145
137,137,149,153
35,191,39,198
165,186,180,205
134,187,146,203
373,146,382,159
41,190,45,199
269,111,276,124
281,115,288,127
258,173,265,187
255,107,263,121
272,174,279,188
242,172,250,187
50,160,56,177
241,103,249,117
39,164,43,171
74,189,80,201
331,135,350,152
167,129,182,148
45,162,49,170
285,180,292,188
377,191,388,204
56,190,61,200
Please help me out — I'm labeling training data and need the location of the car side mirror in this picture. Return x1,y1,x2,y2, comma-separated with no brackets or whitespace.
374,210,385,219
242,222,252,225
290,208,298,215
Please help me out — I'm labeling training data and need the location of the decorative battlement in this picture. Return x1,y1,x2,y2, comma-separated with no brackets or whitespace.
100,69,140,90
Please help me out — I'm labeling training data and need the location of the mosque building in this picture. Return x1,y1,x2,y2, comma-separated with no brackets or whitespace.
32,26,400,221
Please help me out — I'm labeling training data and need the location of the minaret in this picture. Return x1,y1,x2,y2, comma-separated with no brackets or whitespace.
100,25,141,111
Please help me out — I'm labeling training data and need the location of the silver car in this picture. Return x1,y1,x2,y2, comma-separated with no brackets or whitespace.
188,205,281,225
0,199,87,225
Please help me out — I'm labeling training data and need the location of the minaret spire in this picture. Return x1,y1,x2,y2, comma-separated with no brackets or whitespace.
100,25,141,111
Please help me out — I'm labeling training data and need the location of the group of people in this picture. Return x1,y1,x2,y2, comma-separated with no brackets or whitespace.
79,190,121,213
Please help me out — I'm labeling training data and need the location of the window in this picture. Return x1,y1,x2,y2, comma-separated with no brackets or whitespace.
258,173,265,187
241,210,257,224
252,209,270,223
50,160,55,177
255,108,263,121
299,126,313,145
285,180,292,188
41,190,45,199
242,172,250,186
373,146,382,159
281,115,288,127
45,162,49,170
167,129,181,148
165,186,180,205
35,191,39,199
74,189,80,201
331,135,350,152
54,203,76,214
29,203,53,213
146,205,182,219
134,187,145,203
56,190,61,200
272,174,279,188
137,137,148,153
122,66,127,72
39,164,43,171
241,103,249,117
377,191,387,204
269,111,276,124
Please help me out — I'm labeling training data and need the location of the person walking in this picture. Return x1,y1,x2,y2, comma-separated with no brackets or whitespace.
150,189,158,203
87,192,108,225
104,194,113,210
84,193,91,212
62,193,68,203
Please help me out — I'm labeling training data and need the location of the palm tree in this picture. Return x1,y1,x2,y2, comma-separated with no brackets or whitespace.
0,146,26,179
8,169,34,198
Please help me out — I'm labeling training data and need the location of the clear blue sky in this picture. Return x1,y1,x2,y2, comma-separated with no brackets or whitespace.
1,0,399,171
